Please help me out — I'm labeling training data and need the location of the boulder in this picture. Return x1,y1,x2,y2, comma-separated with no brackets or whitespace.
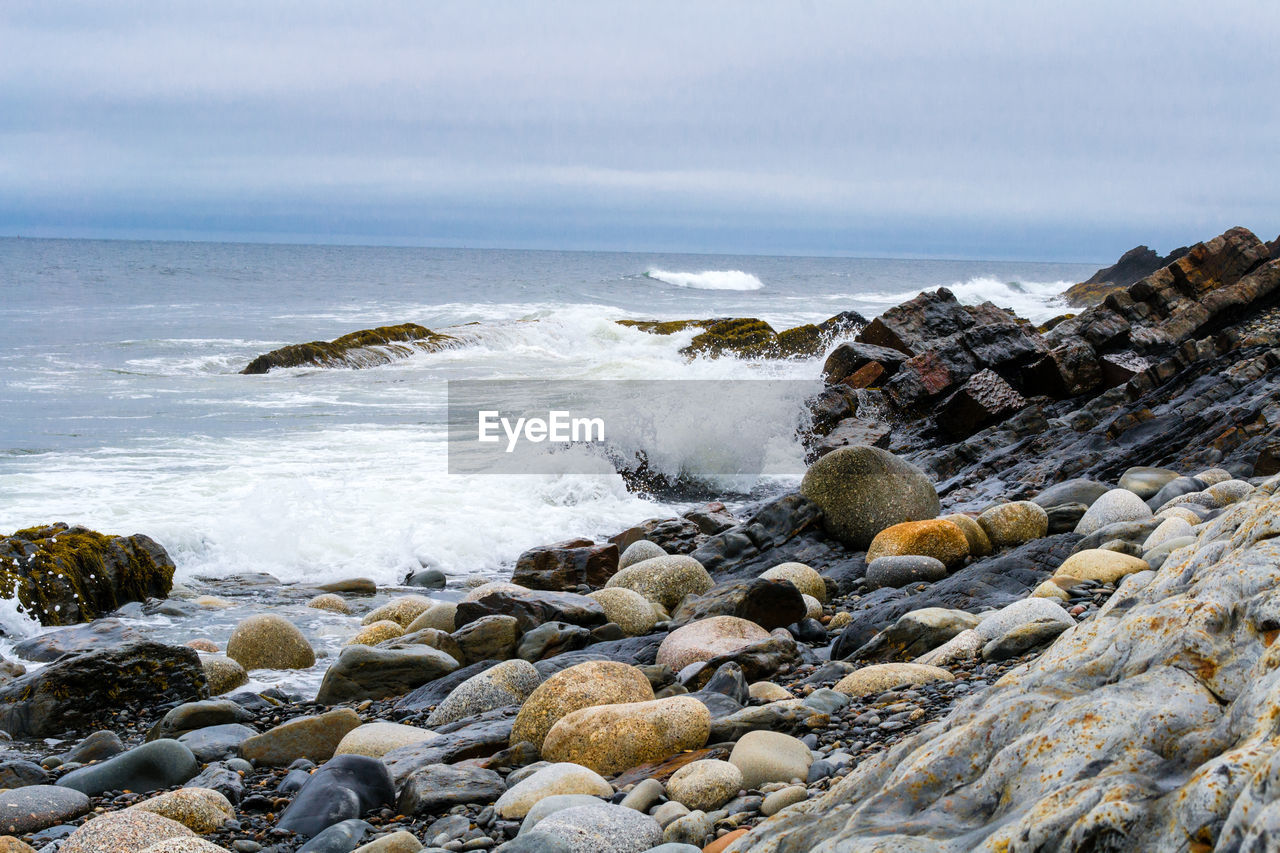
450,615,520,664
1074,488,1154,535
977,501,1049,549
619,540,667,570
362,595,434,627
0,523,174,626
669,579,806,631
822,342,909,384
511,660,655,751
426,659,541,727
586,588,658,636
833,663,954,698
225,614,315,671
494,763,613,819
346,620,404,646
799,446,940,549
455,589,607,633
334,722,439,759
127,788,235,833
974,598,1075,642
0,642,207,738
757,562,826,601
315,644,459,705
866,519,969,566
936,369,1028,437
512,539,619,591
0,785,90,835
656,617,771,672
855,288,982,356
517,621,593,661
239,708,361,766
864,555,947,589
728,731,814,789
396,763,506,816
200,655,248,695
1054,549,1151,584
57,740,198,797
939,514,992,558
275,754,395,839
604,556,714,611
531,802,662,853
541,697,711,776
59,810,194,853
1142,516,1195,551
241,323,456,374
1033,479,1110,509
12,618,144,662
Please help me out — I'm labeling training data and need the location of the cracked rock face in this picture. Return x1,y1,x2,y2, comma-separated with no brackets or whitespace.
735,478,1280,852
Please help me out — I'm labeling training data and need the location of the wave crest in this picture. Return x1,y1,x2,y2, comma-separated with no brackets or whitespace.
645,269,764,291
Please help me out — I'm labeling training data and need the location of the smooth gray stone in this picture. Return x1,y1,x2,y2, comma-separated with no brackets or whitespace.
56,738,198,796
297,817,375,852
0,785,91,834
178,723,258,762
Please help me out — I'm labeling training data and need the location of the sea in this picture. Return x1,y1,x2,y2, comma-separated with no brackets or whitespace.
0,237,1094,693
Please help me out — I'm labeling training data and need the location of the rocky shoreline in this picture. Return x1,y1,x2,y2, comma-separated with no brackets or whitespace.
1,226,1279,852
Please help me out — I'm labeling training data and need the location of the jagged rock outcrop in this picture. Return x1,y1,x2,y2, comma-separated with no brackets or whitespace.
1062,243,1191,307
619,312,866,359
735,477,1280,852
0,523,175,626
241,323,457,373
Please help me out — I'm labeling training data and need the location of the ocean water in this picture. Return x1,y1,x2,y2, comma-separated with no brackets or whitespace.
0,238,1095,605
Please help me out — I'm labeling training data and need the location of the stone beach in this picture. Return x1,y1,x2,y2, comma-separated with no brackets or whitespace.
0,226,1278,851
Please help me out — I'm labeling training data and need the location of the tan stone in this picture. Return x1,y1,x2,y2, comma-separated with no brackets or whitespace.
834,663,954,698
60,811,194,853
1054,549,1151,584
406,601,458,633
656,616,771,672
866,519,969,567
541,696,711,776
462,581,528,602
353,830,423,852
604,555,714,610
139,841,228,853
587,588,658,636
977,501,1049,548
185,639,218,652
129,788,235,833
666,759,743,811
201,655,247,695
307,593,351,614
334,722,439,758
225,614,315,671
347,620,405,646
361,595,434,627
511,660,654,750
759,563,827,602
747,682,793,702
941,513,993,558
239,707,361,766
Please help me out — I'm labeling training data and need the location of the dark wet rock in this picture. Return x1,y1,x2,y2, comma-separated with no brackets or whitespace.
679,637,801,691
316,643,460,705
512,539,619,591
296,818,375,853
397,763,507,815
1032,478,1111,509
0,785,91,834
12,619,145,662
670,579,806,630
822,342,910,385
702,661,750,704
241,323,457,374
1146,475,1208,510
403,567,447,589
517,622,593,661
609,516,706,556
0,523,175,626
856,287,992,356
1063,244,1191,307
809,417,893,459
189,761,244,804
148,698,256,741
178,723,257,762
682,502,738,535
831,534,1080,659
708,702,829,743
847,608,980,663
395,659,501,712
1045,503,1088,534
533,634,667,675
57,739,198,796
1021,339,1104,398
936,369,1028,437
382,708,518,785
456,589,608,633
451,615,520,664
275,754,395,839
864,555,947,590
60,729,126,764
0,759,49,790
0,641,207,738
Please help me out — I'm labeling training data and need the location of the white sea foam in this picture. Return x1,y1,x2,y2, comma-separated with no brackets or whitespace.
645,269,765,291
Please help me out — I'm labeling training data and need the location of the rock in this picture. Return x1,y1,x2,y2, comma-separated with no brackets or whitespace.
294,818,374,853
522,794,611,834
347,620,404,646
977,501,1049,548
517,621,593,661
1032,479,1110,509
864,555,947,589
760,785,807,817
533,803,662,853
307,593,351,614
619,540,667,570
1119,466,1180,499
225,614,315,671
1021,339,1103,397
604,556,714,611
0,838,36,853
1064,244,1187,306
241,323,456,373
513,539,619,591
939,514,992,558
177,724,256,762
149,698,254,741
396,763,506,815
982,618,1072,660
403,567,446,589
450,615,520,664
669,579,806,631
0,641,207,738
1074,488,1154,535
12,618,145,662
866,519,969,566
1054,548,1152,583
0,786,90,835
276,754,395,839
1045,503,1089,534
833,663,954,698
381,710,519,785
59,810,194,853
666,760,743,811
239,708,362,766
1142,516,1195,551
315,577,377,594
974,597,1075,642
128,788,234,833
456,589,607,633
1145,476,1207,511
822,342,909,384
936,369,1028,436
662,810,714,847
0,760,48,790
334,722,439,758
385,626,464,660
728,731,814,789
705,829,749,853
352,831,422,852
511,660,655,751
406,601,457,633
186,763,243,806
652,801,690,829
64,728,127,763
799,446,940,549
586,588,657,636
657,617,772,672
541,697,711,776
362,595,434,628
56,740,197,797
0,523,174,626
315,644,459,704
495,763,613,819
200,655,248,695
848,607,981,662
747,682,792,702
810,417,893,457
427,658,540,726
757,562,826,601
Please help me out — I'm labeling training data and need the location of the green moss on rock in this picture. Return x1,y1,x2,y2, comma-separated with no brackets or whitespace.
241,323,458,374
774,324,825,358
0,523,175,626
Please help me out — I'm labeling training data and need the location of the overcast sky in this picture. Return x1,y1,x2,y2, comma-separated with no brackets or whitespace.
2,1,1277,260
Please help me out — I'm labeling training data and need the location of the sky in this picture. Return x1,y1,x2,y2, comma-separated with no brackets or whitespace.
1,1,1278,261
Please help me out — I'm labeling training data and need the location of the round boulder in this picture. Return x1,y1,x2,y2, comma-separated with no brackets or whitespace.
604,555,714,611
533,803,662,853
666,759,743,811
334,722,439,758
1142,517,1195,552
866,519,968,566
728,730,814,789
1118,466,1179,500
406,601,457,633
200,655,247,695
1054,549,1151,584
494,763,613,819
864,555,947,590
128,788,234,833
346,620,404,646
977,501,1049,549
541,696,711,776
306,593,350,614
225,614,315,671
361,595,434,627
656,616,771,672
833,663,954,698
940,513,992,558
619,540,667,569
60,810,194,853
586,588,658,637
1074,489,1153,535
512,660,655,751
427,659,541,727
758,563,826,602
799,445,940,549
